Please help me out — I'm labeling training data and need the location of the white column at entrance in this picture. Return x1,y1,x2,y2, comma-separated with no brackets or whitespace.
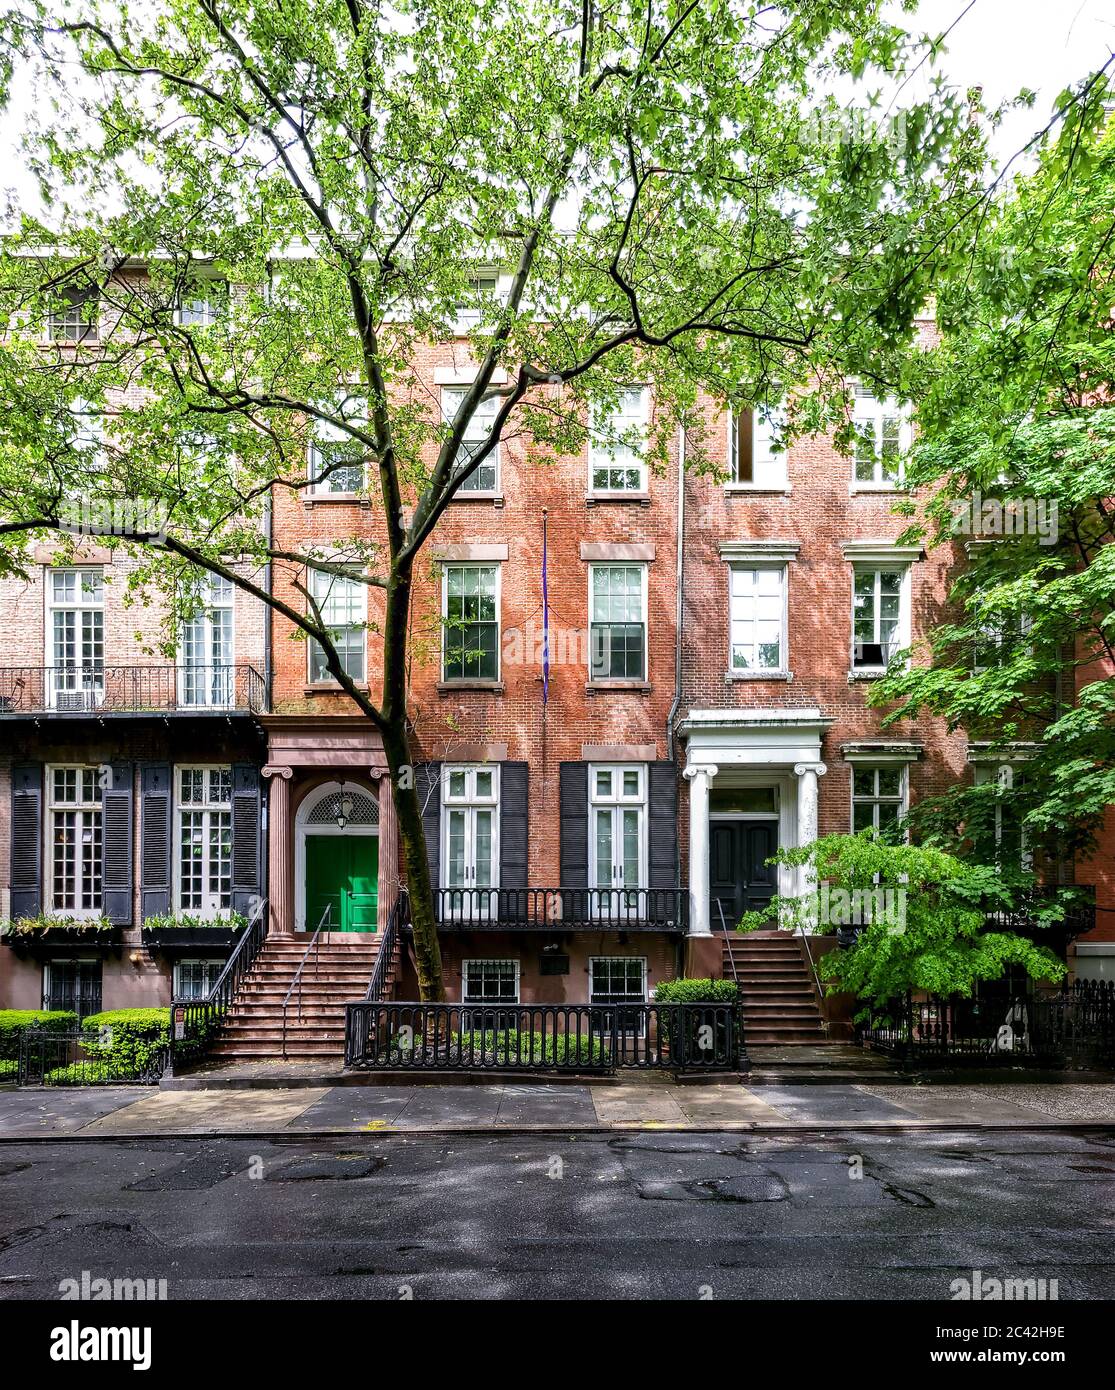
683,763,718,937
793,761,827,902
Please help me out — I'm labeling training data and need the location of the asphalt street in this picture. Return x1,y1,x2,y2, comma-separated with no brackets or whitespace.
2,1129,1114,1300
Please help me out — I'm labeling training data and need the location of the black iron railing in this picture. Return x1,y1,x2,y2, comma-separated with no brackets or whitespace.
862,980,1115,1069
364,891,408,1002
167,899,268,1072
344,1001,741,1073
0,663,268,714
18,1028,167,1086
430,887,688,931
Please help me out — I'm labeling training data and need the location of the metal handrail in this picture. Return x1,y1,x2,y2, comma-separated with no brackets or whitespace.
364,890,408,1002
281,903,332,1059
167,897,268,1073
715,899,750,1072
715,898,740,989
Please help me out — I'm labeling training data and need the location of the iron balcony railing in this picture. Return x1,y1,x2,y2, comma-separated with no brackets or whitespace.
0,663,268,715
345,1000,742,1073
430,886,688,931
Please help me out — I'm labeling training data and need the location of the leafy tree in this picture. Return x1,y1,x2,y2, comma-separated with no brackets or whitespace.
738,832,1067,1015
0,0,993,998
874,78,1115,876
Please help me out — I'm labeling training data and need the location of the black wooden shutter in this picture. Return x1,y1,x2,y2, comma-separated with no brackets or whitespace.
10,762,43,919
140,762,172,920
101,761,133,925
499,762,528,922
559,762,589,889
416,762,442,899
648,760,679,924
230,764,262,916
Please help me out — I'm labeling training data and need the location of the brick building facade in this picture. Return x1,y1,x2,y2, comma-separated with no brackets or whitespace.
1,291,1108,1048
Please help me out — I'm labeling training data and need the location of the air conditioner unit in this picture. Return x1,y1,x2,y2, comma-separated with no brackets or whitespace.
55,691,95,712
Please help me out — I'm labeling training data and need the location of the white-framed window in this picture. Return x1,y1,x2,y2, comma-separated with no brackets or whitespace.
43,958,102,1018
442,387,500,494
462,958,520,1004
47,766,103,916
307,566,367,682
973,613,1032,673
729,565,786,672
589,956,648,1033
49,287,98,343
455,272,502,328
174,281,226,328
852,566,908,670
851,766,907,836
974,763,1032,869
47,568,105,709
442,563,500,681
589,387,648,493
308,408,366,494
589,564,646,681
179,575,234,707
176,766,233,916
727,403,787,488
173,958,226,1001
852,385,910,486
69,397,105,467
441,765,500,916
588,765,646,917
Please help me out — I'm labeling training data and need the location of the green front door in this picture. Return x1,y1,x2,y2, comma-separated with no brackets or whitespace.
305,835,379,932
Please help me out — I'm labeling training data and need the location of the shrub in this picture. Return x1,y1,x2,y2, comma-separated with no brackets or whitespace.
0,1058,18,1080
653,978,739,1004
81,1008,170,1075
0,1009,78,1060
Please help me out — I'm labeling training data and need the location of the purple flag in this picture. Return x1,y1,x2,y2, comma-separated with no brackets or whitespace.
542,511,550,704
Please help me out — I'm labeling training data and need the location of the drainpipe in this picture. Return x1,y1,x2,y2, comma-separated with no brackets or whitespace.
666,417,686,765
667,420,686,977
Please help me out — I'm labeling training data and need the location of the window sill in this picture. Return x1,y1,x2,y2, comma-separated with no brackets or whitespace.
303,493,370,507
849,483,907,495
437,680,505,694
303,681,370,694
585,492,651,506
585,680,652,695
724,484,792,496
725,669,793,683
847,668,887,682
448,492,505,506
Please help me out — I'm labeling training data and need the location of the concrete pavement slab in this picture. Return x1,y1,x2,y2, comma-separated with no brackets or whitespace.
495,1083,596,1125
78,1088,330,1135
860,1085,1054,1125
0,1087,149,1134
591,1083,688,1125
755,1084,919,1124
669,1085,787,1126
384,1084,505,1128
286,1087,415,1131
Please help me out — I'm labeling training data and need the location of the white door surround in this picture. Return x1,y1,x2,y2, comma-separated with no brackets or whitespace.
293,779,380,932
680,709,832,936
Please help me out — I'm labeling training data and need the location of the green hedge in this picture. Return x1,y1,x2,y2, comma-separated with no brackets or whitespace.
653,978,739,1004
0,1009,78,1060
392,1029,606,1067
81,1008,170,1075
0,1058,18,1081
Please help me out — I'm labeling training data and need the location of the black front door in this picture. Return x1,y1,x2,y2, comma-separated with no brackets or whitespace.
710,819,778,930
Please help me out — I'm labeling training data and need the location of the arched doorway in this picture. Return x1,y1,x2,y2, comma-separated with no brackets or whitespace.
294,781,380,932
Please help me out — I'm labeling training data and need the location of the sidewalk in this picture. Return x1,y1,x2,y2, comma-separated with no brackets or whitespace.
3,1078,1115,1138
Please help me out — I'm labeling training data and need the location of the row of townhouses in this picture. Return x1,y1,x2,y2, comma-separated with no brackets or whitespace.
1,297,1111,1059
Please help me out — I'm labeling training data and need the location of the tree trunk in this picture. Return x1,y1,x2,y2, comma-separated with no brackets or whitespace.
383,728,446,1002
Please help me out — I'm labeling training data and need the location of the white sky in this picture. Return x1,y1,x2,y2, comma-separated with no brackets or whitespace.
2,0,1112,217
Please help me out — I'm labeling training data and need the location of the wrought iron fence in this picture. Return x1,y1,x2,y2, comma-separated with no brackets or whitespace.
167,899,268,1072
431,886,688,931
0,663,268,714
861,980,1115,1068
345,1001,741,1073
18,1029,167,1086
364,891,407,1001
